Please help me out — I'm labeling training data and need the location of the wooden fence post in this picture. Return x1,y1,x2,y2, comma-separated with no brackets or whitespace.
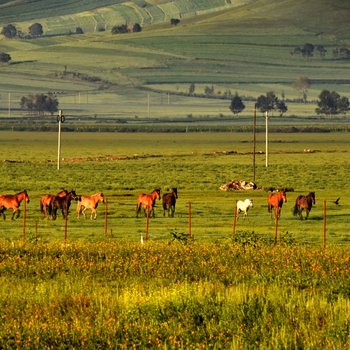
145,207,149,241
188,201,192,239
64,204,68,243
104,198,108,238
323,200,327,249
274,209,279,244
232,200,238,241
22,199,27,243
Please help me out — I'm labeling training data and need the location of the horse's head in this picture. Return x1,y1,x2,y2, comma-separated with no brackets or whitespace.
310,192,316,204
154,189,161,200
69,190,79,201
172,188,178,199
248,199,253,207
24,190,30,203
281,191,287,203
99,192,104,203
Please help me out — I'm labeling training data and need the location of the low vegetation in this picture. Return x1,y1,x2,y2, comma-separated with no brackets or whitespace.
0,240,349,348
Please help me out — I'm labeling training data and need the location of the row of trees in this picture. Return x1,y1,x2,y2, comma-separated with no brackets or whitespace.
14,90,347,118
111,23,142,34
1,23,43,39
229,90,349,117
20,93,59,115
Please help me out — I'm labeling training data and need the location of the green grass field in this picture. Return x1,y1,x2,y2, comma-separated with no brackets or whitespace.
0,2,350,348
0,131,349,245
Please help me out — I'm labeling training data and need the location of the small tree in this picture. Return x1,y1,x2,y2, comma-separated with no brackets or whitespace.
316,90,349,117
293,76,311,103
170,18,180,26
0,52,11,63
256,91,278,113
204,85,214,96
132,23,142,33
229,92,245,115
276,100,288,116
20,93,59,115
1,24,17,38
188,83,195,96
111,24,128,34
28,23,43,37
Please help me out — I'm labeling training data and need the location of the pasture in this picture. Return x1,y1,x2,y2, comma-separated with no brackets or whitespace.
0,131,349,244
0,131,349,348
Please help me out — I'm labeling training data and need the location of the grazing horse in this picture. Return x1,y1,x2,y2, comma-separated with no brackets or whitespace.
77,192,104,220
50,190,79,220
268,190,287,220
136,189,161,218
40,189,68,219
293,192,316,220
236,199,253,219
163,188,178,217
0,190,30,220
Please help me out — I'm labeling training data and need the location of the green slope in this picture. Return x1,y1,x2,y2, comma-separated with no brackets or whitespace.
0,0,247,34
0,0,350,123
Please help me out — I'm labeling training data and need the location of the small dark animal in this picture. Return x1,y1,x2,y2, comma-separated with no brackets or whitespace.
163,188,178,217
293,192,316,220
334,197,340,205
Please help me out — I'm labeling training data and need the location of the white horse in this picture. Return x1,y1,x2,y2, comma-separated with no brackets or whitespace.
236,199,253,218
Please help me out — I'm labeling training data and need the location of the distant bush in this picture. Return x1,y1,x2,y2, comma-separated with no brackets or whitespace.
28,23,43,37
20,93,59,115
75,27,84,34
111,24,128,34
1,24,17,38
0,52,11,63
132,23,142,33
170,18,180,26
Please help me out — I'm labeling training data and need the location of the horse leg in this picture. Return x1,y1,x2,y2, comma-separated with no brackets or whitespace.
136,204,141,218
171,205,175,217
82,207,87,220
1,208,6,220
91,208,97,220
12,208,20,220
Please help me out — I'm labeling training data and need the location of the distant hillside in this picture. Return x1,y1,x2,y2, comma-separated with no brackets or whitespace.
0,0,251,35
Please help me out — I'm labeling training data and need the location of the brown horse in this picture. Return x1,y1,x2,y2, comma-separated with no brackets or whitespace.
50,190,79,220
40,189,68,219
162,188,178,217
0,190,30,220
136,189,161,218
293,192,316,220
77,192,104,220
268,190,287,219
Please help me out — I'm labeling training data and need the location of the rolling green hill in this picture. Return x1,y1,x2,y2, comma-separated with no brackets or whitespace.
0,0,350,128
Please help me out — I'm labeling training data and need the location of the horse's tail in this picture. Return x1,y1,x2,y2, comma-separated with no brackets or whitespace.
268,204,272,213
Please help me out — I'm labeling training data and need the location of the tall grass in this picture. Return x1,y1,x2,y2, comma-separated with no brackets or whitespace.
0,240,349,348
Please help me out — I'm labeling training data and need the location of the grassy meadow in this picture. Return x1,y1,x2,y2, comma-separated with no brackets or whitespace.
0,131,349,245
0,1,350,348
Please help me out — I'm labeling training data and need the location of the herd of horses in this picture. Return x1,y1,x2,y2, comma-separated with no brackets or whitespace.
0,187,315,222
235,190,315,221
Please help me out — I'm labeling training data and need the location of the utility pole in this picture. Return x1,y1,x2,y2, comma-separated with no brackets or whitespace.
253,104,257,181
57,110,65,170
265,111,269,168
